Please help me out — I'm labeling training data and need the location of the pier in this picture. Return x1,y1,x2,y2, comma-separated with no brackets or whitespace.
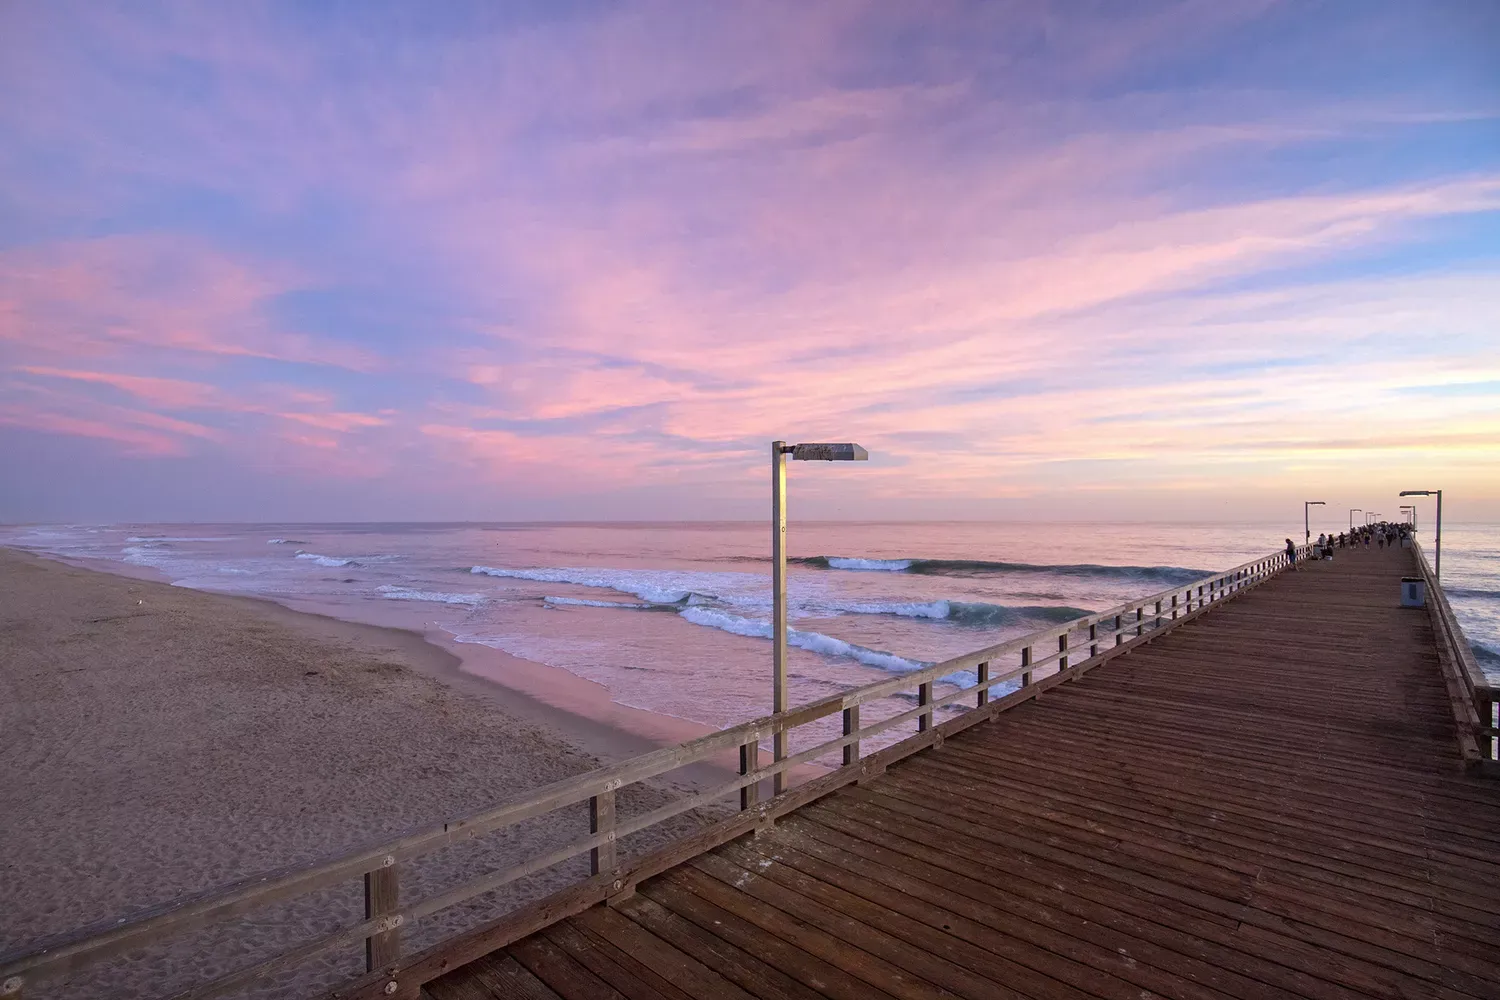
3,542,1496,1000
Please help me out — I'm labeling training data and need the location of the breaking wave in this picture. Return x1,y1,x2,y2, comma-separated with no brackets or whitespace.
544,595,682,612
296,552,357,568
832,599,1092,626
267,538,308,545
470,565,731,606
677,607,927,674
378,585,484,607
796,555,1207,585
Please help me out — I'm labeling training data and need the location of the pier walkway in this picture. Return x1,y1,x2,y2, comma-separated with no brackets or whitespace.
429,546,1500,1000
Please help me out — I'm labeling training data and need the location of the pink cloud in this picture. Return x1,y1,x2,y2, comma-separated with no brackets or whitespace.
0,234,377,371
16,365,221,408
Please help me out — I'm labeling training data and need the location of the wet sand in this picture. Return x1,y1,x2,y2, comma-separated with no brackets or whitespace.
0,549,728,999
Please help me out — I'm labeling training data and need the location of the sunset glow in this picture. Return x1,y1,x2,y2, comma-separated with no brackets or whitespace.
2,2,1497,521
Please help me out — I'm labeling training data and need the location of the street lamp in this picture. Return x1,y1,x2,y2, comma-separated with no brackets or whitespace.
771,440,868,792
1400,505,1417,530
1349,508,1361,530
1367,512,1376,524
1304,500,1325,544
1399,489,1442,579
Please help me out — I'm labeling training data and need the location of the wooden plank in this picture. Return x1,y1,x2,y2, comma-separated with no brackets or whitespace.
365,862,401,972
610,894,827,1000
635,877,896,1000
572,905,756,1000
661,866,950,1000
543,920,692,1000
590,791,616,877
841,705,859,766
429,954,564,1000
507,934,627,999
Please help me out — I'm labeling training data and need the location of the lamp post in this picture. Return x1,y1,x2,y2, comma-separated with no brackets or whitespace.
771,440,868,792
1349,509,1361,530
1367,512,1376,525
1399,490,1442,578
1400,505,1417,530
1304,500,1325,544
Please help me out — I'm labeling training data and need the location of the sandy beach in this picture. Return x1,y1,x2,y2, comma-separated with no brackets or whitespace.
0,549,725,1000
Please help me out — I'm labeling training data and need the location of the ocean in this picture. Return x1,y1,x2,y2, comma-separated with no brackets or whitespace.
5,521,1497,735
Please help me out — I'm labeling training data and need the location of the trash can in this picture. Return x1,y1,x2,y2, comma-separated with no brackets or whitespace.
1400,577,1426,607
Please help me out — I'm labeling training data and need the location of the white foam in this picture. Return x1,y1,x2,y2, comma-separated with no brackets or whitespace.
544,596,651,610
677,607,927,674
121,545,171,567
126,536,233,543
835,599,951,619
826,557,913,572
295,552,355,567
378,585,484,607
470,564,749,606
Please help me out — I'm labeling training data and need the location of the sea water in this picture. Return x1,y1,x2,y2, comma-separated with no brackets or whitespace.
5,521,1496,733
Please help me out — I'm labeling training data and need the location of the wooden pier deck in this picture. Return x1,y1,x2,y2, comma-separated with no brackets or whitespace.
430,545,1500,1000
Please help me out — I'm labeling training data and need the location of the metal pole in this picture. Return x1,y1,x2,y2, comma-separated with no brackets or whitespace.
1349,508,1360,530
1305,503,1310,544
1434,490,1442,580
771,441,788,794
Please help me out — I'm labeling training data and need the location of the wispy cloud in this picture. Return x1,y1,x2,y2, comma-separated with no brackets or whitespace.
1,1,1497,518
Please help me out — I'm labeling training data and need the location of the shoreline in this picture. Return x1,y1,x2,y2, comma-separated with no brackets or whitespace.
22,546,727,776
0,548,735,999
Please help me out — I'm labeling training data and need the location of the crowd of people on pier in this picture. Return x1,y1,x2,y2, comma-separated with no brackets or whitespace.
1285,521,1413,567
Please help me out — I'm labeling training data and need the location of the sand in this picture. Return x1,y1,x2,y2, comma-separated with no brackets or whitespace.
0,549,726,1000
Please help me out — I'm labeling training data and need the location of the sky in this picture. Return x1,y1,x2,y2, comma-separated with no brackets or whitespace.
1,1,1497,525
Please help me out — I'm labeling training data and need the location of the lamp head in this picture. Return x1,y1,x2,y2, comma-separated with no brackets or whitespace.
1399,490,1431,497
790,442,868,461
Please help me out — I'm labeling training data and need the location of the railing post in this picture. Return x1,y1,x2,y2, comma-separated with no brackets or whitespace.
364,857,400,972
1089,623,1098,658
739,740,760,810
1057,633,1069,675
590,790,616,877
1486,696,1498,761
1135,607,1143,637
918,681,933,732
842,706,860,766
1021,645,1032,686
1114,615,1123,647
1171,594,1179,619
1197,584,1204,609
976,661,989,707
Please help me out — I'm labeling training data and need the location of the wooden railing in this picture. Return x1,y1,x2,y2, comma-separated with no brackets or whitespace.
1412,539,1499,769
0,547,1302,1000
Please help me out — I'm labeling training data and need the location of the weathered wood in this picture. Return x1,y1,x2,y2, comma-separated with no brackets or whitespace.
589,790,616,877
433,545,1499,1000
917,681,932,732
364,860,401,972
842,705,859,766
738,740,759,811
1021,645,1032,686
975,661,989,708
